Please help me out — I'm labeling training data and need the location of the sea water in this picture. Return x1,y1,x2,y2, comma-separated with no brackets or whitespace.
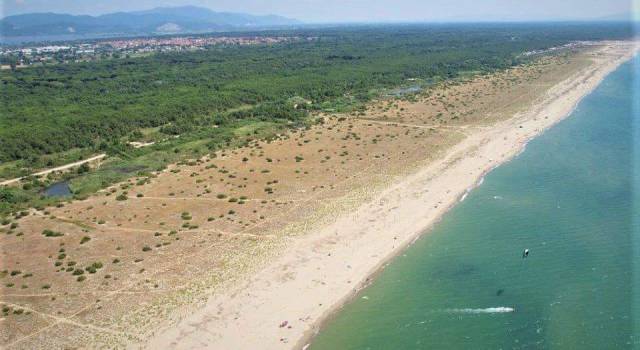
311,55,639,349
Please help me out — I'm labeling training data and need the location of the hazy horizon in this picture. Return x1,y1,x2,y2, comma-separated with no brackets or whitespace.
2,0,639,23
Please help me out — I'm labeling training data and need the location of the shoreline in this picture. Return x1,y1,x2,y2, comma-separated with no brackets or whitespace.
141,42,639,350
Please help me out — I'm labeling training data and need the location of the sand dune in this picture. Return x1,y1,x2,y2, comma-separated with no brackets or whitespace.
141,41,639,350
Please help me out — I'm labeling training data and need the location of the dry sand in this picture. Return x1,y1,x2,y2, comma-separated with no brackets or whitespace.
141,41,639,350
1,41,636,350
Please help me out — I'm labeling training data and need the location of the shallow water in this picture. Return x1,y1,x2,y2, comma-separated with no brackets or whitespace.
311,56,639,349
44,181,72,197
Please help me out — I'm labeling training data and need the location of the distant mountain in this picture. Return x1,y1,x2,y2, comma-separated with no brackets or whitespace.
596,10,639,22
0,6,301,39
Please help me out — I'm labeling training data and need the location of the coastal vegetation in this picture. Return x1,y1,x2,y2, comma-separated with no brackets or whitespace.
2,24,633,162
1,39,630,347
0,24,633,217
0,9,636,347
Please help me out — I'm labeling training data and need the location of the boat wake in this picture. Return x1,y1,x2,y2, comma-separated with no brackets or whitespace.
444,307,514,314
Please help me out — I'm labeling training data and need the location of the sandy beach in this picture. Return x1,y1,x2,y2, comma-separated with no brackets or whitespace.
2,41,636,350
139,41,639,349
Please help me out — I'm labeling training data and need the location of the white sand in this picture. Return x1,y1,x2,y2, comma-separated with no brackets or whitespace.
140,41,639,350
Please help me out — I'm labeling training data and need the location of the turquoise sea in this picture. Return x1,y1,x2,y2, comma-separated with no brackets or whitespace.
311,55,639,349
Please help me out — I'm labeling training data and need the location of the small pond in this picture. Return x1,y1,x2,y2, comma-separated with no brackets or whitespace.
387,85,422,97
43,181,72,197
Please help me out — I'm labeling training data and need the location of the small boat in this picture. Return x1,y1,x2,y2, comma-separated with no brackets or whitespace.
522,249,530,258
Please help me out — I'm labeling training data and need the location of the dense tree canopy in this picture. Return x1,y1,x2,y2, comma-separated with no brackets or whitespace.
0,23,633,162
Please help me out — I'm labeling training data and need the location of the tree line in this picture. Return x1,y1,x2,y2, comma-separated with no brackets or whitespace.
0,22,634,162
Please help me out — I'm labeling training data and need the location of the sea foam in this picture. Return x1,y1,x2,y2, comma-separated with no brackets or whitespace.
444,307,514,314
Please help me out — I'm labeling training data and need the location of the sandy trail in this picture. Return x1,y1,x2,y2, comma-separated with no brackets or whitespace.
0,154,106,186
0,142,159,186
139,42,638,350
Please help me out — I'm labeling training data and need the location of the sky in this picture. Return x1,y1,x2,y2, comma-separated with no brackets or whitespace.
1,0,639,22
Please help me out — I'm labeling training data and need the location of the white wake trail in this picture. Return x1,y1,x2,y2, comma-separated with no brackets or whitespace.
444,307,514,314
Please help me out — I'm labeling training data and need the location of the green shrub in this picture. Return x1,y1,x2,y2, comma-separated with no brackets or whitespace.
42,229,63,237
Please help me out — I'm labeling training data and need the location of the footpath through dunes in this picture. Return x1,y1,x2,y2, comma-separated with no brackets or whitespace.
0,154,107,186
0,41,635,349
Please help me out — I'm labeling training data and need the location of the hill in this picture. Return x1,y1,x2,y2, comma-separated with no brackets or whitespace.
0,6,300,39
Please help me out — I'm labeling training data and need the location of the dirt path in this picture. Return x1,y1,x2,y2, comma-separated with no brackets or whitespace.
0,154,106,186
